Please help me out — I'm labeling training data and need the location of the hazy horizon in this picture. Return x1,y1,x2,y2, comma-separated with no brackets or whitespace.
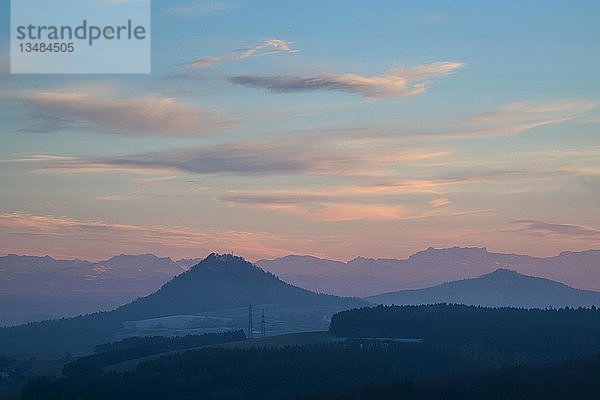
1,245,598,264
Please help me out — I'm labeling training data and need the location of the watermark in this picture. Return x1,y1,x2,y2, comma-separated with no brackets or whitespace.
11,0,151,74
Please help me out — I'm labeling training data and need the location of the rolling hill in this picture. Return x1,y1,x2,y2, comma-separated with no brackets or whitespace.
367,268,600,308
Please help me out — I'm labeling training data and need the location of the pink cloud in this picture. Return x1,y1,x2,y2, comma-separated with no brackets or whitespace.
21,86,231,136
230,62,463,98
0,212,293,261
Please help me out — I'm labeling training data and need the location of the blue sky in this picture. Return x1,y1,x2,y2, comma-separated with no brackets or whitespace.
0,0,599,261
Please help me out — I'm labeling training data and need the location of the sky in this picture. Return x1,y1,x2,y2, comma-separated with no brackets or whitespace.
0,0,599,261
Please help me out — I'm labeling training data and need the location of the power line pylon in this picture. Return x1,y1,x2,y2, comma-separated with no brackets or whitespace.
248,303,253,339
260,309,266,338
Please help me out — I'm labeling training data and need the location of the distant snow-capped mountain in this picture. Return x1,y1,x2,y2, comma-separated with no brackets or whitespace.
257,247,600,297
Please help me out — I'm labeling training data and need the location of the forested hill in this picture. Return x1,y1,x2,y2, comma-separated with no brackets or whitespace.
19,305,600,400
330,304,600,359
0,253,363,354
306,354,600,400
120,253,363,317
367,268,600,308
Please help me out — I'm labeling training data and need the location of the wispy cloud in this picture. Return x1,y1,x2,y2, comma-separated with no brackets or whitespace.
5,145,312,176
306,203,414,222
182,38,298,69
219,188,444,222
429,197,451,208
108,142,315,175
221,190,333,205
513,220,600,239
316,100,596,139
0,212,292,261
238,39,299,59
448,100,598,137
19,85,231,136
166,0,239,18
94,192,148,201
229,62,463,98
222,195,417,222
10,140,449,178
180,56,224,68
3,155,163,175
